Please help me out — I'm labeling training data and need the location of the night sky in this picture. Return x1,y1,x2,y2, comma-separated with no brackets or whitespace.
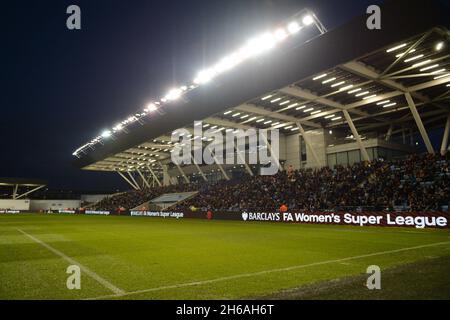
1,0,436,192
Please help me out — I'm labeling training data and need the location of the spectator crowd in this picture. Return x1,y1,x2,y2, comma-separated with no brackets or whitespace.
94,153,450,213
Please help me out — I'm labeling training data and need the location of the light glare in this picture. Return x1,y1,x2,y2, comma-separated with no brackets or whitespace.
287,21,301,34
302,15,314,26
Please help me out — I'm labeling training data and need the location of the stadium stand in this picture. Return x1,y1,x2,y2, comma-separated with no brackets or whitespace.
71,0,449,216
91,153,449,213
93,182,203,212
177,153,450,212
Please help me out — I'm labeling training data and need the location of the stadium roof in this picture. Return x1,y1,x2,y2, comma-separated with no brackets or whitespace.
0,178,47,187
73,0,450,173
0,178,47,200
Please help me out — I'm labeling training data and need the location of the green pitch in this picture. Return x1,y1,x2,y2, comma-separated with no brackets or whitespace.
1,214,449,300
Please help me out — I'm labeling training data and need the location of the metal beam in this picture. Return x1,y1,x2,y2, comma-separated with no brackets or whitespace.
190,154,208,182
296,123,321,167
234,104,321,129
343,110,370,162
205,144,230,181
137,169,151,189
280,86,370,118
234,146,254,176
12,184,19,200
146,165,162,187
380,30,433,77
117,171,139,190
385,125,394,141
176,164,190,184
405,93,435,154
15,185,46,200
127,171,142,190
441,116,450,156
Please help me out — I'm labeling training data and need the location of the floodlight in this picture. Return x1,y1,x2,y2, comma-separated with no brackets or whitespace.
194,69,216,84
145,103,158,112
287,21,301,34
302,15,314,26
274,28,288,41
165,88,183,101
101,130,112,138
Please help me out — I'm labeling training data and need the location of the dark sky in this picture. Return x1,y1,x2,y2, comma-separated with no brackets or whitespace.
1,0,421,192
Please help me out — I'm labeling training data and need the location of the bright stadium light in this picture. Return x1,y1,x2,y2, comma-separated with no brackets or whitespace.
244,33,277,56
322,77,336,84
274,28,288,41
313,73,327,80
113,124,124,132
194,69,216,84
404,54,424,63
165,88,183,101
386,43,407,53
101,130,112,138
214,54,242,73
287,21,301,34
145,103,158,112
72,8,325,156
302,15,314,26
348,88,362,94
420,64,439,72
435,41,444,51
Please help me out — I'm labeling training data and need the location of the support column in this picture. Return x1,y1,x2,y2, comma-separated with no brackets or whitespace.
405,92,435,154
12,184,19,200
137,169,150,189
190,154,208,182
176,164,190,184
343,110,370,162
235,146,254,176
385,125,394,142
128,172,141,190
117,171,139,190
206,145,230,180
296,123,320,167
147,165,162,187
160,164,172,186
260,130,281,171
441,116,450,156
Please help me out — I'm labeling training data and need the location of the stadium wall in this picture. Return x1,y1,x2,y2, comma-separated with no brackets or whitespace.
0,200,30,211
29,200,81,211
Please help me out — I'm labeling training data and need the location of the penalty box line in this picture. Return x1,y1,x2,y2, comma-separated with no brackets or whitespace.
16,228,125,296
86,240,450,300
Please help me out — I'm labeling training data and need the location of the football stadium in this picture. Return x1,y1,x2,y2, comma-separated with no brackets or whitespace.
1,0,450,303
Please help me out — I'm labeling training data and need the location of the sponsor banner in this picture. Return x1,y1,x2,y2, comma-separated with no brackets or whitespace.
0,210,21,214
57,210,76,214
85,210,110,216
130,211,184,219
239,211,449,229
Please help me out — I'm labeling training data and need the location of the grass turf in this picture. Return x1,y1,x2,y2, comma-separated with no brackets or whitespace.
0,213,449,300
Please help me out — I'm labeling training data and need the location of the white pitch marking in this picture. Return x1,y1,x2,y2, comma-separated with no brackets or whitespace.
86,241,450,300
17,228,124,296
